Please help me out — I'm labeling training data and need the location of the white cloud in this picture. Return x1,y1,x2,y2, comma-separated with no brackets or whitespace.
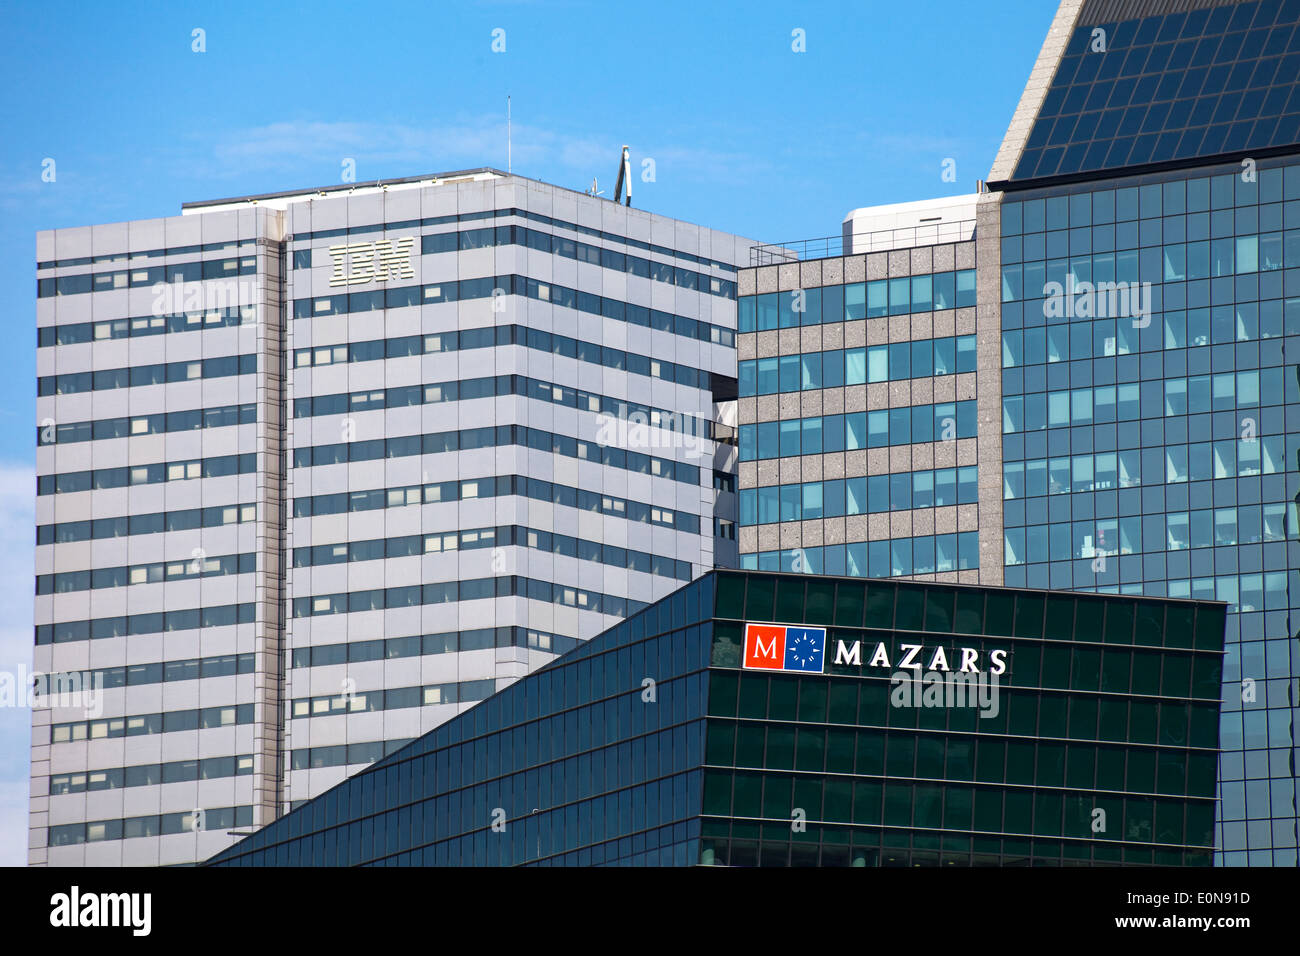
181,118,772,190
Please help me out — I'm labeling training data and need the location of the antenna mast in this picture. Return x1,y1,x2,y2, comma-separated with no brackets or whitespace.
613,145,632,207
507,95,512,173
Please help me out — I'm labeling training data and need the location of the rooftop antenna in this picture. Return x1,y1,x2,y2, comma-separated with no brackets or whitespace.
613,145,632,207
507,95,512,174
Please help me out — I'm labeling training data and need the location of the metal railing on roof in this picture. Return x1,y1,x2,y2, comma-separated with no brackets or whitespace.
749,219,977,266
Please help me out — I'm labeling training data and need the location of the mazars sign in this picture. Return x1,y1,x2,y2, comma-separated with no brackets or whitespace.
742,622,1006,676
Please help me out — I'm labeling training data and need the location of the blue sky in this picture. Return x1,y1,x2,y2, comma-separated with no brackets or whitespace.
0,0,1056,864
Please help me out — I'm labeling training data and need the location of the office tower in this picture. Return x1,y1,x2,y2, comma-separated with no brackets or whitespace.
988,0,1300,867
32,169,750,864
738,196,994,583
736,0,1300,865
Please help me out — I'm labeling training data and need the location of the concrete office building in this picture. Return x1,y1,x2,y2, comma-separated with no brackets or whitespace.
737,0,1300,865
207,570,1227,868
32,169,751,865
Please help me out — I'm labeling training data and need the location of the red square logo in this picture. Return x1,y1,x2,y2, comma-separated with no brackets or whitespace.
744,624,786,670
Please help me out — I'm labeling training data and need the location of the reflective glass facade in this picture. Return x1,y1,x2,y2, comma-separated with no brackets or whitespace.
207,570,1225,866
998,157,1300,864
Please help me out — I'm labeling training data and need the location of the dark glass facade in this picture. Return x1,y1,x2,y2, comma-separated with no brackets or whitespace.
1012,0,1300,181
208,571,1224,866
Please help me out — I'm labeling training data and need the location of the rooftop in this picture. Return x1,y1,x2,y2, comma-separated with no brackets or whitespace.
180,168,506,214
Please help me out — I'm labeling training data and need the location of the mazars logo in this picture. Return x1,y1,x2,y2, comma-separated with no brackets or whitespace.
743,623,826,673
741,622,1008,678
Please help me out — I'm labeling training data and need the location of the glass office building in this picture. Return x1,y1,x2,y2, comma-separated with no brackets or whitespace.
995,156,1300,867
986,0,1300,866
206,570,1225,867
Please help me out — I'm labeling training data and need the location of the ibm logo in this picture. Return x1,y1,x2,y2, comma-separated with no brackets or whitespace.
327,237,416,287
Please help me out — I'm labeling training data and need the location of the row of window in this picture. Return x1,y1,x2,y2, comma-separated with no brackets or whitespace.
35,603,255,646
738,336,977,398
51,703,254,744
296,373,709,441
38,353,256,397
713,572,1223,648
295,523,691,582
37,304,253,348
293,274,736,349
1002,172,1300,238
1001,232,1300,303
698,834,1205,867
38,452,257,497
39,237,258,270
50,754,254,795
1000,372,1298,433
1001,269,1293,332
401,223,735,297
39,655,255,697
293,423,701,488
290,678,497,719
289,626,579,670
292,472,696,534
740,533,981,579
40,403,256,446
38,502,255,546
701,769,1212,847
1002,300,1299,364
1002,441,1292,497
48,806,254,846
1010,567,1293,620
293,321,725,395
738,402,978,462
707,722,1216,796
1006,190,1299,257
1006,509,1294,563
37,256,257,298
289,739,412,772
287,204,736,273
36,551,254,595
738,271,977,332
739,467,980,526
294,575,650,622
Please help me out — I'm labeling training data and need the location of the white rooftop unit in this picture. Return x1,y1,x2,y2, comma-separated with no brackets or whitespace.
841,194,979,254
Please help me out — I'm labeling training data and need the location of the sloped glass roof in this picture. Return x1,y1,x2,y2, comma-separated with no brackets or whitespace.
1013,0,1300,181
